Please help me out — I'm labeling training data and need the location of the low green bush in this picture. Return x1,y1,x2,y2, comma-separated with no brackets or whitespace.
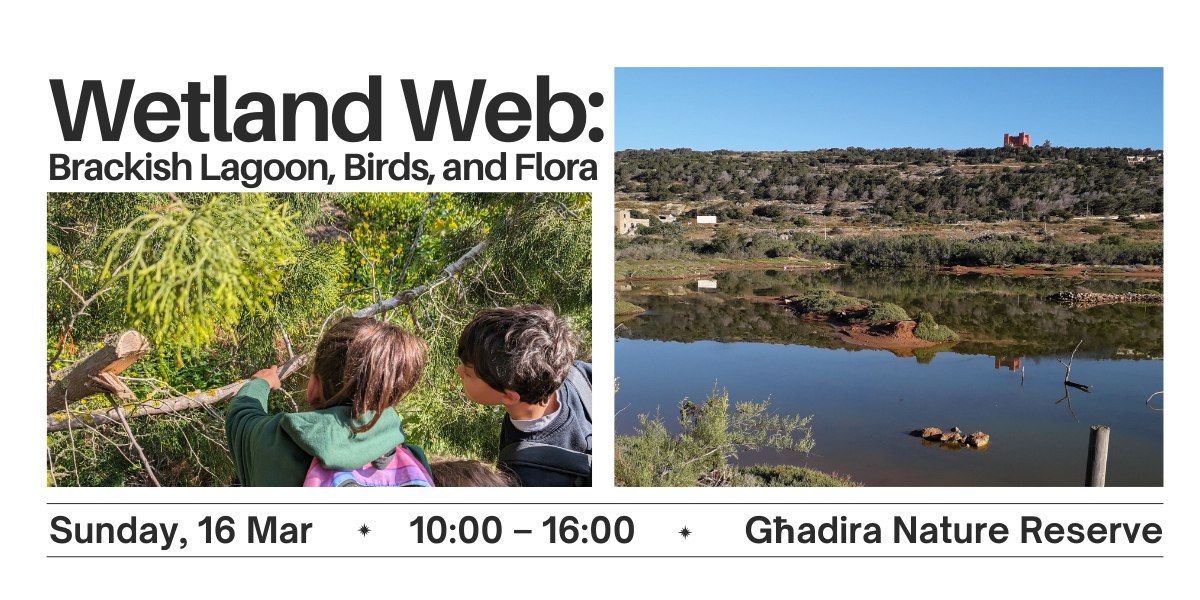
615,300,647,316
913,311,959,342
863,302,911,322
740,464,858,487
793,289,863,315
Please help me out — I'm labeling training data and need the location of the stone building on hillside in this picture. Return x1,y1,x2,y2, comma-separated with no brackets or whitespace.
616,209,651,235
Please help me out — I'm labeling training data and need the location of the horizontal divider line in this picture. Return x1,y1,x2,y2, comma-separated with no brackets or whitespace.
45,502,1166,506
46,555,1165,559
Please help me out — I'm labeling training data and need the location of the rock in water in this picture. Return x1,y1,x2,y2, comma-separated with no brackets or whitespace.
940,430,965,444
919,427,942,440
966,432,990,448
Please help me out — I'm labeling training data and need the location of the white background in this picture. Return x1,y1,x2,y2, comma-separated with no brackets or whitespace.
3,0,1196,596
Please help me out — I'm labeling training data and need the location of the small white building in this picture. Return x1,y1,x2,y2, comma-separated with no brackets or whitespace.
1125,154,1162,164
696,215,717,225
697,279,718,289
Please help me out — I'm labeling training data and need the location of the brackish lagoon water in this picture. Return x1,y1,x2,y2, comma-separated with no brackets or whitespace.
615,268,1163,486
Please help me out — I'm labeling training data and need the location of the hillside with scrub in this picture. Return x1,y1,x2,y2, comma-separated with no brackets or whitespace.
615,147,1162,275
46,192,591,486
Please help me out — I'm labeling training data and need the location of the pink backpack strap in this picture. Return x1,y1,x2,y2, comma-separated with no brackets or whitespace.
302,446,435,487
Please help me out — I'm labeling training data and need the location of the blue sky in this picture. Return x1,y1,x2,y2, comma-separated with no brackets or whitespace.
615,68,1162,150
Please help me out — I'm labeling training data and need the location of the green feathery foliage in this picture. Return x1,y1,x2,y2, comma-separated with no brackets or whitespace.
615,387,815,487
102,194,301,351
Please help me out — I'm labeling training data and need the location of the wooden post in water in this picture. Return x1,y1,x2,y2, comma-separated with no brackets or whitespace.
1085,425,1110,487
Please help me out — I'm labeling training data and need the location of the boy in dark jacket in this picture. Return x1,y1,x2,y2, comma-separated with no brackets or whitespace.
456,305,592,486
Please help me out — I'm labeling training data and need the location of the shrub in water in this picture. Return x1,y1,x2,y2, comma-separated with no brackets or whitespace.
913,311,959,343
864,302,911,323
793,289,863,315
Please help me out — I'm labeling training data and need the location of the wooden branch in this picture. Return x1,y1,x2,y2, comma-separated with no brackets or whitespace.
352,240,488,318
47,354,309,433
47,330,148,414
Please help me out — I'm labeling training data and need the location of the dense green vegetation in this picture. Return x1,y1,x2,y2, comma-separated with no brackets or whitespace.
617,147,1163,222
799,233,1162,268
790,289,863,315
47,192,591,486
738,464,858,487
618,227,1162,268
615,388,821,487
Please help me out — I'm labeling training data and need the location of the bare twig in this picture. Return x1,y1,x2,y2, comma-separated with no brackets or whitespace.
352,240,488,318
1058,339,1090,392
393,194,437,299
277,319,294,359
108,393,161,487
48,278,111,379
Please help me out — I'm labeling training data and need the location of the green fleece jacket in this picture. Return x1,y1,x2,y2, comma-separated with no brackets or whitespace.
225,378,427,486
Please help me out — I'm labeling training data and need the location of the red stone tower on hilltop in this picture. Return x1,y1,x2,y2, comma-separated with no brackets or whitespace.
1003,132,1032,148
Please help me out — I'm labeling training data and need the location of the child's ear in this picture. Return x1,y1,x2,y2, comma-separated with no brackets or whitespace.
306,375,321,405
500,389,523,406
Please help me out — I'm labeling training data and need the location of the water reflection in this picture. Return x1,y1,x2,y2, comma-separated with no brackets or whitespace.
615,268,1163,486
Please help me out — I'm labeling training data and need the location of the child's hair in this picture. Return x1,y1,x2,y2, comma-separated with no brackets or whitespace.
309,316,427,433
456,305,576,405
430,458,519,487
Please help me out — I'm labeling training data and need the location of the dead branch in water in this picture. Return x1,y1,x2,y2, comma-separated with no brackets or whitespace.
1055,387,1080,422
1057,339,1091,392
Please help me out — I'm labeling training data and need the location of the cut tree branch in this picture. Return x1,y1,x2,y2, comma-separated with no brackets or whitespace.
47,354,310,433
47,330,148,414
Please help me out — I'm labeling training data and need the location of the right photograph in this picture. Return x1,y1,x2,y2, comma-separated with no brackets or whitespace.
613,68,1163,487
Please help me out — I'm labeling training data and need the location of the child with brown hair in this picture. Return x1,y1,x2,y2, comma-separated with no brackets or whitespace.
225,316,433,487
456,305,592,486
429,458,519,487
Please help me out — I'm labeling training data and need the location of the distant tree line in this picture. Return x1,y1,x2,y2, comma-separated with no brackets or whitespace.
617,229,1162,268
616,147,1163,221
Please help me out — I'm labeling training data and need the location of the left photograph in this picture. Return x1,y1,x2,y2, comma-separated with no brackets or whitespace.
46,192,593,487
